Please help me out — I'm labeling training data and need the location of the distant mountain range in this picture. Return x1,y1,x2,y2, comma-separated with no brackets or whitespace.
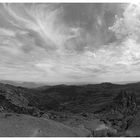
0,80,47,88
0,79,140,88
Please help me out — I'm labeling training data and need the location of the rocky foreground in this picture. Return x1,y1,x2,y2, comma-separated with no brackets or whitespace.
0,113,91,137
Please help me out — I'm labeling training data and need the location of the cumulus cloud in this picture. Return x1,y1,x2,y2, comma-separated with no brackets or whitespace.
109,3,140,65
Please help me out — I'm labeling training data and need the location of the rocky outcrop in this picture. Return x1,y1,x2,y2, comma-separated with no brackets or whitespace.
113,90,137,115
0,93,43,117
97,90,137,135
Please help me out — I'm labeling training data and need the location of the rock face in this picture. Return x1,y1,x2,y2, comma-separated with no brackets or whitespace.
0,84,43,117
0,84,29,108
98,90,137,134
0,94,43,117
113,90,137,116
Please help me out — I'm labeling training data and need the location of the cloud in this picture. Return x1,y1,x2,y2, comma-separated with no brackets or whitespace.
109,3,140,66
0,3,139,83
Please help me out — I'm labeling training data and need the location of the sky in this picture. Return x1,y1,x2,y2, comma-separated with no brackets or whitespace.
0,3,140,84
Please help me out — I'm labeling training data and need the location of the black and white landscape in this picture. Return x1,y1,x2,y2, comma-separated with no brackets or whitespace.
0,3,140,137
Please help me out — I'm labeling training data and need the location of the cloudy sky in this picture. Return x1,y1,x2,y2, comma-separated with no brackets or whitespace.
0,3,140,84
